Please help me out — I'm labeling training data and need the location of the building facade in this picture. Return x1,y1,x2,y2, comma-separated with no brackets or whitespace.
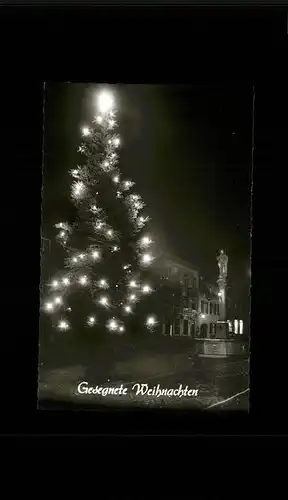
153,254,221,338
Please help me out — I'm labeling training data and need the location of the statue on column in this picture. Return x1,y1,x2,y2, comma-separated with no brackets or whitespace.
217,249,228,279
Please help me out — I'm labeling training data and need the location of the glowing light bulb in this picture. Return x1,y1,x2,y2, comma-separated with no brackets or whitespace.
142,253,153,264
201,314,206,319
111,153,116,158
113,137,120,147
58,320,69,331
72,257,78,263
129,294,136,302
62,277,70,286
123,265,129,270
109,119,115,128
95,116,103,124
142,285,151,294
124,305,132,313
87,316,95,326
79,254,85,260
100,279,107,287
45,302,54,312
141,236,152,247
71,169,79,177
107,318,118,331
96,222,103,229
146,316,156,326
91,205,97,211
79,275,87,285
67,307,72,312
129,280,137,288
119,326,125,332
104,161,109,168
113,176,119,183
92,250,100,260
73,181,85,199
54,296,62,305
52,280,59,288
107,229,113,237
82,127,90,136
98,91,114,114
99,296,108,306
218,292,222,297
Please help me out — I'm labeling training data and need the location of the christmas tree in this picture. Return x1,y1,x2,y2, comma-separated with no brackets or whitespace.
42,89,157,336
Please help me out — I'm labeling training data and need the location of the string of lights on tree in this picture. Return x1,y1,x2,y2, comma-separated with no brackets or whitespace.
43,90,157,333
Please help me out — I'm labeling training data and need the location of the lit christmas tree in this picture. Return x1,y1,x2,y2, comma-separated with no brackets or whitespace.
42,90,158,336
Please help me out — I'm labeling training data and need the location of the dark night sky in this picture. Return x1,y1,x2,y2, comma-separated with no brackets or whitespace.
42,83,252,301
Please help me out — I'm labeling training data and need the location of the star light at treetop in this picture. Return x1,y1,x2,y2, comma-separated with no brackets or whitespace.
97,91,114,114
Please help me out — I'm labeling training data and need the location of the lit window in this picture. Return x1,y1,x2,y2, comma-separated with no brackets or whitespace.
239,320,243,334
234,319,239,334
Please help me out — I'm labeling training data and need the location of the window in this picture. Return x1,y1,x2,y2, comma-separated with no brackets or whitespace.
234,319,239,334
204,302,208,314
210,323,216,337
209,302,213,314
201,301,204,313
183,274,189,289
191,300,197,311
200,323,208,338
183,319,188,336
239,320,243,334
183,297,188,308
174,317,181,335
190,323,196,336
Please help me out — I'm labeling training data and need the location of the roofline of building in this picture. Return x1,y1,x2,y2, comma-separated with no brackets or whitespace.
157,251,200,272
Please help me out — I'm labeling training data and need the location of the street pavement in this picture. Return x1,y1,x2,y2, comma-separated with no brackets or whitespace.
38,357,249,411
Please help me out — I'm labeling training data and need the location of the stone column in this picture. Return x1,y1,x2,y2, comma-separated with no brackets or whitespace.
216,250,229,339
